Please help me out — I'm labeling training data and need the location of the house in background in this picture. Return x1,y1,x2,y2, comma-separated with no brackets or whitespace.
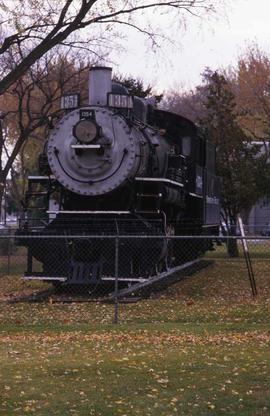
248,197,270,235
246,140,270,234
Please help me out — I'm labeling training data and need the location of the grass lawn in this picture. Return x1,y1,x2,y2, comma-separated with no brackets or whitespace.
0,251,270,415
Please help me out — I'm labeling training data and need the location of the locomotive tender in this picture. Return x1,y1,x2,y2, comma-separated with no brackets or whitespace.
18,67,220,285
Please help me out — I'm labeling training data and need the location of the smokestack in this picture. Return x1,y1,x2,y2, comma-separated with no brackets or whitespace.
89,66,112,106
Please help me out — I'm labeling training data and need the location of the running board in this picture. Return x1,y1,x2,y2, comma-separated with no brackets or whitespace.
107,259,201,300
102,277,147,283
22,276,147,283
23,276,67,282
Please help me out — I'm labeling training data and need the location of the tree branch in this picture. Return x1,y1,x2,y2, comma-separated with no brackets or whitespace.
0,0,214,95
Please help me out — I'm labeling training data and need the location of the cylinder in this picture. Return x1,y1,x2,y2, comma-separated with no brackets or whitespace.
89,66,112,106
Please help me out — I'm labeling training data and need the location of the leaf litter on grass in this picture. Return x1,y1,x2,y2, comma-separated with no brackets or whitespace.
0,255,270,414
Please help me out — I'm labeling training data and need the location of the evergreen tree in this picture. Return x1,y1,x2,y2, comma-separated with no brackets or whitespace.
201,71,269,256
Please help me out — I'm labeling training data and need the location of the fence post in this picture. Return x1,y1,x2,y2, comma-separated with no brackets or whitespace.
7,227,11,275
237,217,257,297
114,236,119,324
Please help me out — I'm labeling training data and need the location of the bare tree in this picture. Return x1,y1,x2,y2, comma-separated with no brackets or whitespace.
164,84,207,122
0,52,90,213
0,0,222,95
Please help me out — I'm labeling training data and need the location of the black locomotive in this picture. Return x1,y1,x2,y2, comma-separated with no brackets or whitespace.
17,67,220,286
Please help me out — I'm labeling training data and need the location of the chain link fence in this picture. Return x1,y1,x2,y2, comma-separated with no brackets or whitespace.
0,227,269,323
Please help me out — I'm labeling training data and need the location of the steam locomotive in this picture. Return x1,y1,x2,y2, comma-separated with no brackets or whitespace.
17,67,220,286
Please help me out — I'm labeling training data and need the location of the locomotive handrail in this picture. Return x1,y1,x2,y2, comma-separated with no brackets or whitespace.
135,177,184,188
71,144,102,149
46,210,131,214
189,192,203,198
28,175,55,180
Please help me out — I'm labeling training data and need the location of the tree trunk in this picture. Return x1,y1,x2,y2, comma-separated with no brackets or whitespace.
227,223,239,257
241,208,251,234
0,122,4,221
0,178,5,222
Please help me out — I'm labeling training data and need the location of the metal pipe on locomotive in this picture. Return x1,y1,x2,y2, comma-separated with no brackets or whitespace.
17,66,220,286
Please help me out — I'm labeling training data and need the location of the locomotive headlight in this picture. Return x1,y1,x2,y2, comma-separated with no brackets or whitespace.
73,119,99,144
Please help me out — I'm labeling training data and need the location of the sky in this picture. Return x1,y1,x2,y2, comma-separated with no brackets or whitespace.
112,0,270,93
